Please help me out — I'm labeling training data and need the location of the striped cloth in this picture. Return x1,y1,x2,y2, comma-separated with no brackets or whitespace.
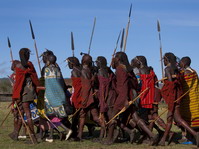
180,68,199,128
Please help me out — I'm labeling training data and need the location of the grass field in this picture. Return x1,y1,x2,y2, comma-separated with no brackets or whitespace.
0,102,197,149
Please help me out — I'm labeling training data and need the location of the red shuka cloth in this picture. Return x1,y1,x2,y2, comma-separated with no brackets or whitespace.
80,78,94,108
140,70,156,108
71,77,82,109
12,61,39,100
114,65,129,110
161,79,183,112
98,75,110,113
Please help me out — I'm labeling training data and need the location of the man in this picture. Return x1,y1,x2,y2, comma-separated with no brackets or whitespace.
159,53,199,146
95,56,117,140
10,48,39,144
133,56,166,140
106,52,157,145
67,56,82,138
76,54,102,141
44,54,73,142
179,57,199,143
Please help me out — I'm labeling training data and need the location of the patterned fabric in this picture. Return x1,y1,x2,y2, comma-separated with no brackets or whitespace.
180,69,199,127
44,65,67,118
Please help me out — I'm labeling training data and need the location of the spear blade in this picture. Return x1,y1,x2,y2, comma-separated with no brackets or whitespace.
116,30,121,48
71,32,75,57
88,17,96,55
129,3,132,18
7,37,11,48
7,37,13,62
29,20,35,39
157,20,161,32
120,28,125,51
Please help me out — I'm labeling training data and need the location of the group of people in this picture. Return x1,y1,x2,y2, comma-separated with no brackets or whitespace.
8,47,199,147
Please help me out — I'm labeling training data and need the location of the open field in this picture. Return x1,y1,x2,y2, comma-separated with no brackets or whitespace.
0,102,197,149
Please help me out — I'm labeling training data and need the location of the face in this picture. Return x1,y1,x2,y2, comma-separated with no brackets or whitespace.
111,57,119,69
95,58,101,68
163,56,168,66
179,60,184,68
25,51,30,61
68,60,73,69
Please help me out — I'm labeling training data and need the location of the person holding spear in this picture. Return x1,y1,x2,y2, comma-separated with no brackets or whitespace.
159,52,199,146
9,48,39,144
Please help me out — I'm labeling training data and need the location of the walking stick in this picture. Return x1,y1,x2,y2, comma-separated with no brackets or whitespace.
15,101,35,144
69,91,98,120
150,88,191,123
0,110,12,127
106,88,149,125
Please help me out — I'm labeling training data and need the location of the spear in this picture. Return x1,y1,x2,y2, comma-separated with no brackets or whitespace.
88,17,96,55
71,32,75,57
29,20,42,74
120,28,125,51
123,4,132,52
113,30,121,56
110,31,121,67
7,37,13,62
157,20,164,78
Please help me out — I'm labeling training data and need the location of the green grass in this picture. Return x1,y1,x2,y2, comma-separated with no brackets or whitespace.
0,102,196,149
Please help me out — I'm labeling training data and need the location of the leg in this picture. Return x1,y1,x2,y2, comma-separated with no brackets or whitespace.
159,111,173,146
76,109,86,140
22,102,38,144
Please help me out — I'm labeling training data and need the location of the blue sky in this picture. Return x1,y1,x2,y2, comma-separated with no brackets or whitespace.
0,0,199,79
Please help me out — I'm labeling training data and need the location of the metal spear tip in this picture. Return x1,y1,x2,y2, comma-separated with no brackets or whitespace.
29,19,35,39
157,20,161,32
129,3,132,18
7,37,11,48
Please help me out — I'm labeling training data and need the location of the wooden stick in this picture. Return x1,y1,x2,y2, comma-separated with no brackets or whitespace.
0,109,12,127
106,88,149,125
15,101,34,144
150,88,191,123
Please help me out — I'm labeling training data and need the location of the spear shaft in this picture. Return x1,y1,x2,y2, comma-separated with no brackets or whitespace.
29,20,42,74
7,37,13,62
157,20,164,78
123,4,132,52
88,17,96,55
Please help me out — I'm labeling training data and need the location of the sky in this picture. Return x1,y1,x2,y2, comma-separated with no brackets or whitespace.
0,0,199,79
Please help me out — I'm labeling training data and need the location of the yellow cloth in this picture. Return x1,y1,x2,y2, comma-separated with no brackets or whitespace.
180,69,199,127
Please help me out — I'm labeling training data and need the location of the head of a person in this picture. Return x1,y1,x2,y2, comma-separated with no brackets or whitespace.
19,48,31,68
163,52,177,66
42,49,54,64
180,56,191,68
96,56,107,68
47,54,57,66
67,57,80,69
112,52,132,72
135,56,148,68
81,54,92,67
